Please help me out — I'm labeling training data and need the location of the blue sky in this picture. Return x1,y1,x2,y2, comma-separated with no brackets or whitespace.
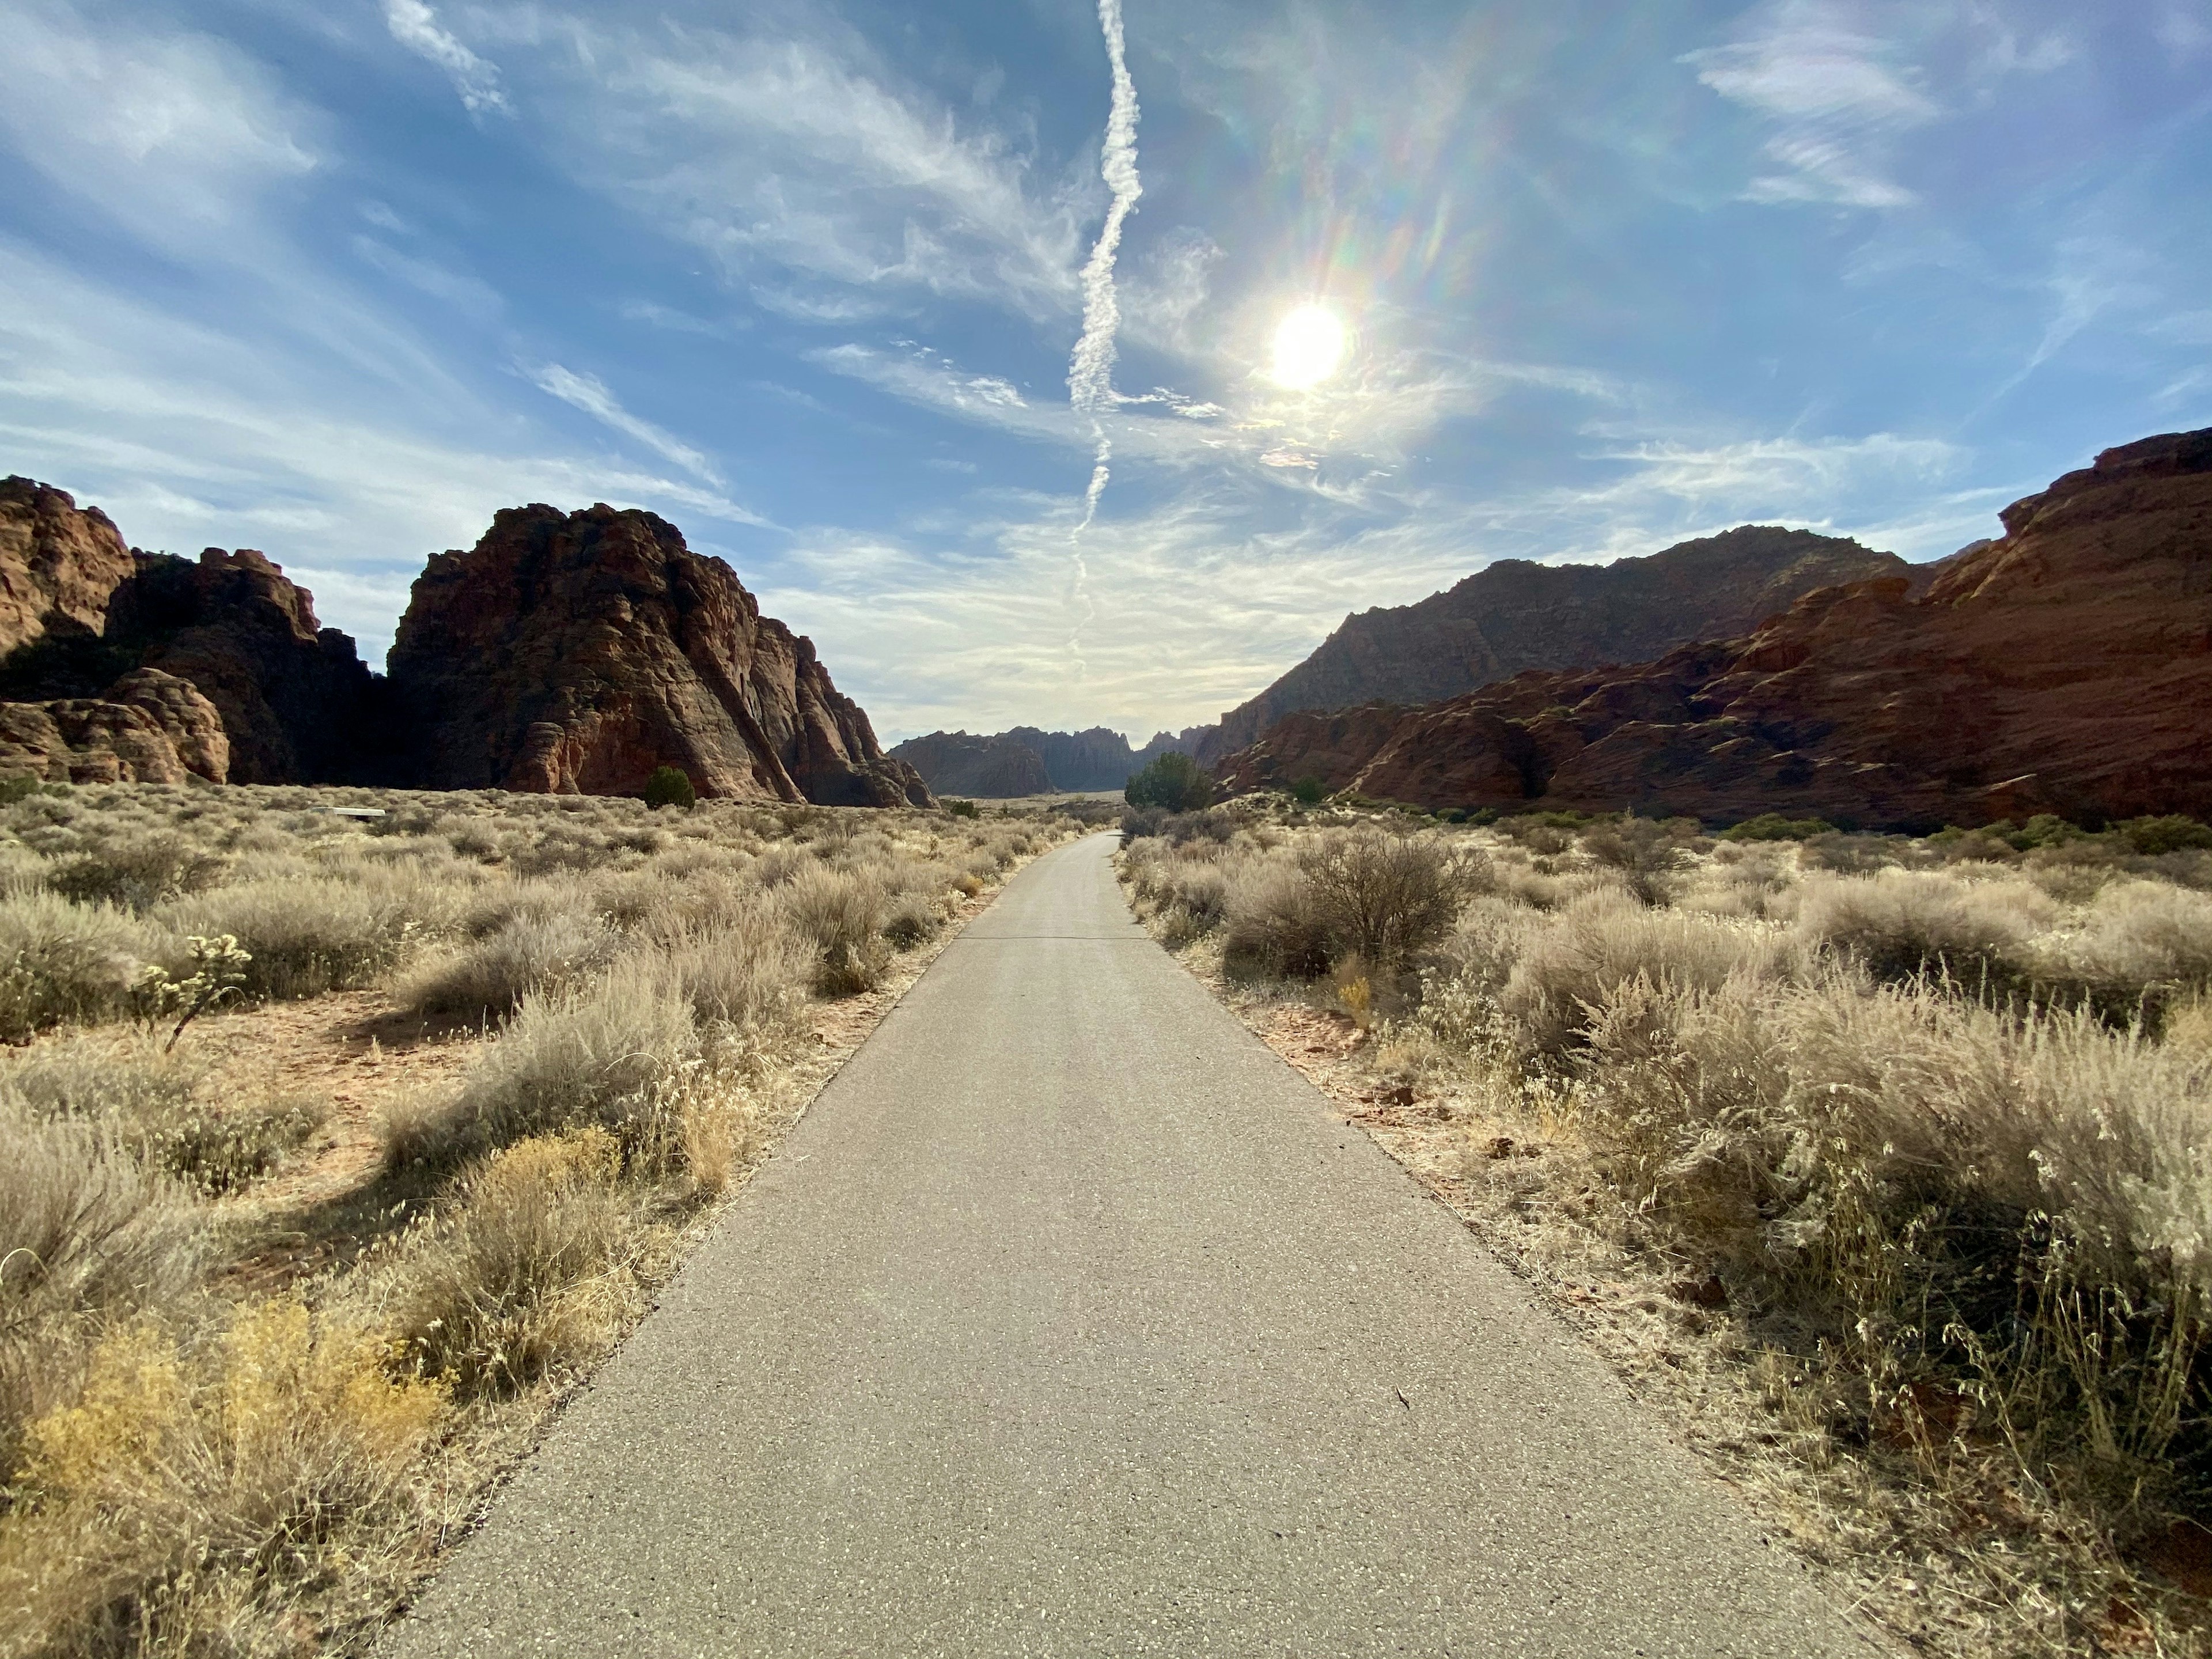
1,0,2207,743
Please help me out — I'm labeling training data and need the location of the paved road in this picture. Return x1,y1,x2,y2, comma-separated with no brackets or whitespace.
382,833,1878,1658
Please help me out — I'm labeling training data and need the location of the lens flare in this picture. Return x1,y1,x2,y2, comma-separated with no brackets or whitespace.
1270,304,1347,389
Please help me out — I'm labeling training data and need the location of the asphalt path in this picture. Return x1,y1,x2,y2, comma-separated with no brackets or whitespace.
382,831,1880,1658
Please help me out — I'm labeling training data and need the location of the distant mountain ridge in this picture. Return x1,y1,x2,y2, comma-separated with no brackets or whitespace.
1192,527,1910,763
1214,429,2212,830
891,725,1202,797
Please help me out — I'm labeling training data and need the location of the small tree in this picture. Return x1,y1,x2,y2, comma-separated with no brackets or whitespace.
1290,775,1328,806
644,765,696,811
1125,752,1216,813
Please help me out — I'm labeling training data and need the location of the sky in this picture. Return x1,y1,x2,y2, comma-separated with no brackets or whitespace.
0,0,2207,744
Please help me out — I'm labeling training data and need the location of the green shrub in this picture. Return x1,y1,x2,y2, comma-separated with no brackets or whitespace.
942,798,980,819
2113,815,2212,855
643,766,696,811
1124,752,1217,813
1290,775,1328,806
1719,812,1835,842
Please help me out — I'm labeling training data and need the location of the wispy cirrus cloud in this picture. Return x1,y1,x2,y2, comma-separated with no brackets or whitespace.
510,18,1085,321
0,0,318,258
523,362,732,491
383,0,509,116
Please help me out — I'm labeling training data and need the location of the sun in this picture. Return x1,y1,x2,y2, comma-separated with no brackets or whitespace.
1270,303,1347,390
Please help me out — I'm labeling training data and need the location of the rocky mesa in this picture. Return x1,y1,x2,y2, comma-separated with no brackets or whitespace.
1217,429,2212,830
385,502,929,806
1194,525,1909,764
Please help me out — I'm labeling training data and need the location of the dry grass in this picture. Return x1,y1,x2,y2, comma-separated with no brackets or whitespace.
0,781,1077,1657
1123,801,2212,1659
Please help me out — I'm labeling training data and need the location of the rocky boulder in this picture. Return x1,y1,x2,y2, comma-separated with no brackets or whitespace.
1195,527,1910,764
0,668,228,785
1218,430,2212,831
387,503,930,806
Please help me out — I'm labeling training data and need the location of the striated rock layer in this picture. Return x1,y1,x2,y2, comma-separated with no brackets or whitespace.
386,503,931,806
1217,430,2212,831
1194,527,1909,764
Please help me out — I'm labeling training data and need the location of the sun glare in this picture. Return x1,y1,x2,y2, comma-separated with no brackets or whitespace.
1270,304,1347,390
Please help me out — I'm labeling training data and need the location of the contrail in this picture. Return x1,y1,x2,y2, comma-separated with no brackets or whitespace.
1066,0,1140,578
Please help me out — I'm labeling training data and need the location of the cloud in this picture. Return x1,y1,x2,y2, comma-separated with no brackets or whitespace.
0,1,319,259
384,0,509,115
522,22,1082,320
353,236,502,321
757,422,1985,742
1687,3,1940,207
524,362,728,488
0,241,771,660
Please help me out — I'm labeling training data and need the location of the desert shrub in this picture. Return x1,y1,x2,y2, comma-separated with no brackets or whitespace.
881,890,944,949
161,877,415,1001
1720,812,1836,842
1575,969,2211,1469
2113,815,2212,856
1119,805,1166,842
388,1130,637,1398
1290,775,1328,806
1221,866,1335,979
0,1300,444,1654
642,765,696,812
1124,751,1216,813
2033,880,2212,1026
778,865,889,994
0,1109,200,1479
650,912,811,1038
397,910,619,1025
410,958,701,1170
1578,817,1694,904
1795,869,2054,988
941,797,979,819
46,834,226,914
0,891,161,1041
1296,831,1484,969
1150,859,1232,948
1499,887,1797,1055
0,1033,318,1196
1798,831,1897,874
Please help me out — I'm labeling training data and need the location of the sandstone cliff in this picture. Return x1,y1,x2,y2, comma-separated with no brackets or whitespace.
888,731,1052,798
0,479,369,783
892,724,1202,796
1195,527,1908,764
1217,430,2212,830
385,503,930,806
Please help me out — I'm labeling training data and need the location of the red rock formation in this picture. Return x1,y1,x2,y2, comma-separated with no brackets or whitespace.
387,503,930,806
1219,430,2212,831
120,548,373,783
889,732,1053,797
0,477,138,656
0,479,370,783
1194,527,1908,764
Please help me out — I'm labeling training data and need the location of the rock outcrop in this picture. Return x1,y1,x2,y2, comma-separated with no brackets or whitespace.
0,477,139,657
385,503,930,806
1195,527,1910,764
0,479,372,784
891,724,1203,796
1217,430,2212,831
888,731,1053,798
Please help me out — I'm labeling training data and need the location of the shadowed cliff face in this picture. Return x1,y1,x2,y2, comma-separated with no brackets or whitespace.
384,502,931,806
0,478,373,784
1194,526,1909,765
887,731,1053,798
1217,430,2212,831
